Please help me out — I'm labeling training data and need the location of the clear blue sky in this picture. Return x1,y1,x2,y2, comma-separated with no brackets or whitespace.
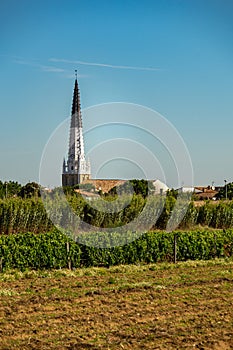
1,0,233,186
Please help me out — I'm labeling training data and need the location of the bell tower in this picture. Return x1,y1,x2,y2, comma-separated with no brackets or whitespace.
62,71,91,186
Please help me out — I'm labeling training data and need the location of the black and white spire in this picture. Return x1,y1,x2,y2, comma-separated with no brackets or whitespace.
62,71,91,185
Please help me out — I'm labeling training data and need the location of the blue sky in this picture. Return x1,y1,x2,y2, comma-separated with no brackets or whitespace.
1,0,233,186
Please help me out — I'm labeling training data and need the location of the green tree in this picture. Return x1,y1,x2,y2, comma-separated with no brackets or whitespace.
110,179,149,198
217,182,233,200
0,180,22,199
19,182,41,198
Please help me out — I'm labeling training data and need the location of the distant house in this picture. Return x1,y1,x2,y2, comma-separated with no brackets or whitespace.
151,179,169,195
194,186,221,200
177,186,196,194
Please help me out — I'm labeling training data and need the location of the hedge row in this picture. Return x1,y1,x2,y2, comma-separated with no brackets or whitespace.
0,229,233,271
1,197,233,235
0,231,80,270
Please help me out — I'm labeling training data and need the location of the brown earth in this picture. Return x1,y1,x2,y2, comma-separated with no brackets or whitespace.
0,259,233,349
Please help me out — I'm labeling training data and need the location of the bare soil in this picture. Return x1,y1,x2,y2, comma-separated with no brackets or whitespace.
0,259,233,349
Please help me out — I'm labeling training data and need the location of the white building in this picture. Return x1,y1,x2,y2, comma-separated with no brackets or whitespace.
152,179,169,195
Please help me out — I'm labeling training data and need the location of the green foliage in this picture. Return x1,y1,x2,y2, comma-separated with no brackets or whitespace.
179,202,199,228
0,230,81,270
0,197,53,234
0,229,233,271
62,186,75,196
1,194,233,235
156,194,176,229
218,182,233,200
19,182,41,198
130,179,149,197
110,179,150,198
0,181,22,199
197,201,233,228
167,188,178,199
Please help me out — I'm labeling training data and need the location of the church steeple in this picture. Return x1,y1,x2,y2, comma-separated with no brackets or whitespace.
71,71,82,128
62,71,91,186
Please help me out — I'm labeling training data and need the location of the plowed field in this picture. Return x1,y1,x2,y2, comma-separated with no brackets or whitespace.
0,259,233,349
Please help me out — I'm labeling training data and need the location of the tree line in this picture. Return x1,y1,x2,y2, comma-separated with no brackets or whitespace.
1,179,233,200
0,181,40,199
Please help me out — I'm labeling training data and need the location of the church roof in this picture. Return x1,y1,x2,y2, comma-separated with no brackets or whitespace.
82,179,127,193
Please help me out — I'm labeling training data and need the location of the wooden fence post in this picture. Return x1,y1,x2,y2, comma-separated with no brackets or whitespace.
214,232,217,258
66,241,72,270
0,257,3,273
173,234,177,264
